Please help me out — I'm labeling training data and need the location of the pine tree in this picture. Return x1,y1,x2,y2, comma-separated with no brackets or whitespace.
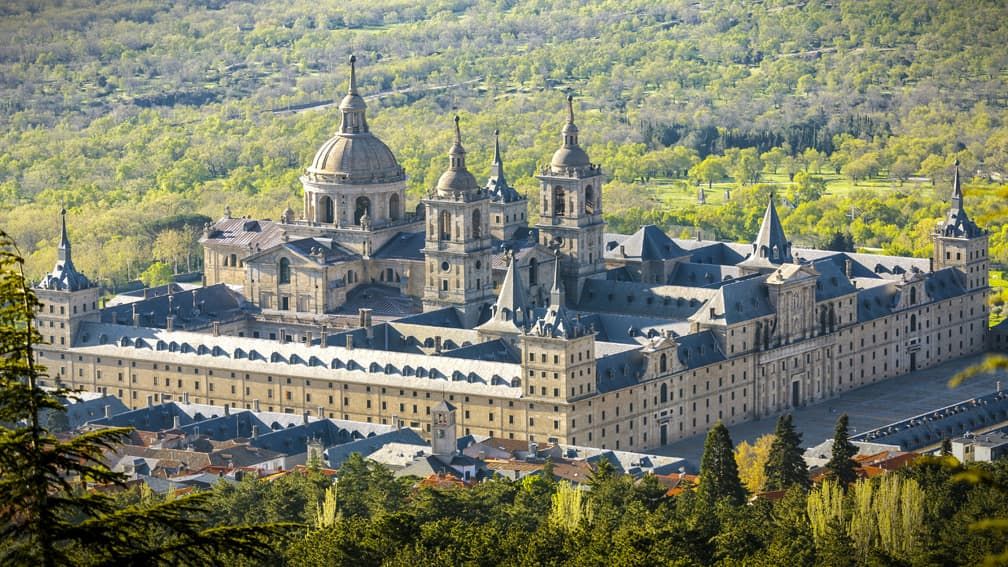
764,414,810,490
0,231,288,566
697,422,745,506
825,414,858,487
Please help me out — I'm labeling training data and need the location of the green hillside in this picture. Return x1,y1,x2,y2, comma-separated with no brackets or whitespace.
1,0,1007,293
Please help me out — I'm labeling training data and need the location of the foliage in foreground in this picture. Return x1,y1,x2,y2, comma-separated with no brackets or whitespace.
0,231,291,566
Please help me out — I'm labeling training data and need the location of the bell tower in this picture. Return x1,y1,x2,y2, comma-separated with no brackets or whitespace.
534,95,605,302
932,160,989,291
421,116,495,327
431,400,457,456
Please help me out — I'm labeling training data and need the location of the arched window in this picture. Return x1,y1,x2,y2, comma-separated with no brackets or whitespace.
909,287,917,305
660,383,668,404
529,257,538,286
319,195,334,224
659,353,668,373
472,209,481,239
910,314,917,332
584,185,594,215
554,187,565,216
389,194,400,221
439,210,451,241
354,196,371,225
278,258,291,284
772,245,780,260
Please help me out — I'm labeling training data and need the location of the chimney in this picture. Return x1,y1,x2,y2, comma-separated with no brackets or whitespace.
279,328,286,343
303,411,309,425
845,259,854,279
306,331,313,346
929,257,935,272
321,325,328,346
254,399,260,412
104,404,111,418
143,288,150,300
212,321,220,337
166,315,175,332
434,335,442,354
147,395,153,407
224,404,230,415
360,308,373,340
182,392,189,404
172,415,180,430
619,245,625,257
998,381,1002,393
346,334,353,350
132,304,139,327
252,425,259,439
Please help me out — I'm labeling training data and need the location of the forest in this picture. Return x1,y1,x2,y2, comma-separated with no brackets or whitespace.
1,0,1007,314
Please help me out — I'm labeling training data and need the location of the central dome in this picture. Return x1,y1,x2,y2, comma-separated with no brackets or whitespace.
306,55,405,185
308,134,404,183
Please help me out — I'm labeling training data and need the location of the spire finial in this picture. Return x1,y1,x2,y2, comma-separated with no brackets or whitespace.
348,54,358,94
951,158,963,205
566,94,575,124
453,115,461,145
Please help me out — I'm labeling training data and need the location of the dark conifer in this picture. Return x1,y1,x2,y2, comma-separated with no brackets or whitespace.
825,413,858,487
764,414,810,490
697,422,745,505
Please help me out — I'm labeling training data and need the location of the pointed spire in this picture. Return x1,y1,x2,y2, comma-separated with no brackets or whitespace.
58,205,71,263
38,207,92,292
348,54,358,94
338,54,368,134
745,194,792,265
951,158,963,210
493,129,503,167
479,252,530,333
940,158,982,238
566,94,575,125
448,115,466,170
549,248,564,308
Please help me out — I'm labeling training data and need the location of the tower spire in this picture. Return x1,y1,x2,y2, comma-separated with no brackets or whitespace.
338,54,368,134
58,204,71,263
449,115,466,170
562,94,579,147
549,248,564,307
348,54,358,94
951,158,963,210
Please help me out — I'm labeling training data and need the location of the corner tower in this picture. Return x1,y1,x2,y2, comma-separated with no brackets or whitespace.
421,116,495,328
35,208,100,348
534,95,605,302
932,159,989,291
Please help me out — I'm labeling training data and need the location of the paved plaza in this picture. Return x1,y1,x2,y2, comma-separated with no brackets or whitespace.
656,352,1008,467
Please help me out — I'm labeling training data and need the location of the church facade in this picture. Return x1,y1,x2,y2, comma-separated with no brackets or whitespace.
33,58,991,452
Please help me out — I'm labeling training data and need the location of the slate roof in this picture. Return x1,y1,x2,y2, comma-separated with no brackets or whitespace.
605,225,689,261
373,231,425,260
577,279,715,320
478,255,533,334
595,349,647,393
100,284,248,330
690,275,774,325
201,217,286,252
444,339,520,364
322,428,427,469
667,262,745,288
854,280,899,322
737,197,793,271
852,390,1008,451
265,237,359,265
395,307,464,328
675,331,727,368
923,268,967,301
810,257,859,301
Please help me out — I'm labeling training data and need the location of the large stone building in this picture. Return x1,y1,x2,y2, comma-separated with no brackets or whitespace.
33,59,991,452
